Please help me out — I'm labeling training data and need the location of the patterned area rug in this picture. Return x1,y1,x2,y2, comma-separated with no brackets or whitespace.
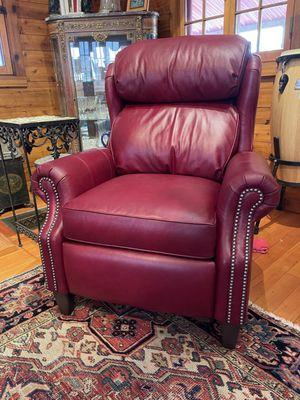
0,267,299,400
1,209,46,232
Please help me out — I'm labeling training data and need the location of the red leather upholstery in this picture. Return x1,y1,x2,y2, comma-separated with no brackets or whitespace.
63,174,220,259
237,54,262,152
215,152,280,325
105,63,124,125
32,148,115,293
63,242,215,317
115,35,250,103
32,148,115,207
32,36,280,345
111,104,239,180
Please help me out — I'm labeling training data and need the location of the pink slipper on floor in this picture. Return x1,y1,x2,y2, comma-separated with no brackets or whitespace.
253,238,270,254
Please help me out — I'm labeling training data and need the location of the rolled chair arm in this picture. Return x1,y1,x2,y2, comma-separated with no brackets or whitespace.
215,152,280,326
31,148,116,293
32,148,115,206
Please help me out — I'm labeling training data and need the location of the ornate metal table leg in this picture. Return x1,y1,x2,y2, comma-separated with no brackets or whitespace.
0,142,22,246
20,131,41,232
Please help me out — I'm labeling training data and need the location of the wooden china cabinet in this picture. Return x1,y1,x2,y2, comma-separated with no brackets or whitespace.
47,12,158,150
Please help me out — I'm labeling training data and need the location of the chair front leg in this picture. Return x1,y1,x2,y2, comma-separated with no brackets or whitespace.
220,324,240,349
54,293,75,315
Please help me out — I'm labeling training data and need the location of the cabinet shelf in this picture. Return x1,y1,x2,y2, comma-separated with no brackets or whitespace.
47,12,158,151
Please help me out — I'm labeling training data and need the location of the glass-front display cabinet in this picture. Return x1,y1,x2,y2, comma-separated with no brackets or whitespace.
47,12,158,150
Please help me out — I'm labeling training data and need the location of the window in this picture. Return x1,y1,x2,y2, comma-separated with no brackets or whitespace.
184,0,293,54
185,0,225,36
0,0,26,86
0,0,13,74
235,0,288,52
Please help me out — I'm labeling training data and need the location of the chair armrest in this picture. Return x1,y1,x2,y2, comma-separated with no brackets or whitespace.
31,148,116,294
215,152,280,326
218,151,280,217
32,148,115,206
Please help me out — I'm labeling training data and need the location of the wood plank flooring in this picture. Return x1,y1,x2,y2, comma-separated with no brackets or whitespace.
0,206,299,324
0,202,41,282
251,210,300,323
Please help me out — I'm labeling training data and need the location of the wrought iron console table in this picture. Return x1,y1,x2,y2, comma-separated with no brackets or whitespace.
0,116,80,245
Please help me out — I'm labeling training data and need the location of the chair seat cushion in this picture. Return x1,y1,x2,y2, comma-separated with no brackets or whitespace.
62,174,220,259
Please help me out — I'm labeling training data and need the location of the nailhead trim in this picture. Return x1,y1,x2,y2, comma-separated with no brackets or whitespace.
38,177,60,291
227,188,264,325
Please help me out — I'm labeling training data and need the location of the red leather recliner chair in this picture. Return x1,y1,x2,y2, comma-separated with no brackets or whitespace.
32,36,280,348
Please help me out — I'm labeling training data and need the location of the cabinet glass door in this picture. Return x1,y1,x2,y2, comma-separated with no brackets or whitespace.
69,34,131,150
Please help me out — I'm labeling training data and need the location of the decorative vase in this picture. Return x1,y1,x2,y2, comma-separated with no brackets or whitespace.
49,0,60,14
99,0,121,13
82,0,93,13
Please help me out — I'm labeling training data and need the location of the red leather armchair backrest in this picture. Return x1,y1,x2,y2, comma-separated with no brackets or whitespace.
106,35,261,181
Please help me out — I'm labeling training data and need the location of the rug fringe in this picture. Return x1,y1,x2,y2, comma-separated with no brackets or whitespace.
0,266,42,285
249,302,300,333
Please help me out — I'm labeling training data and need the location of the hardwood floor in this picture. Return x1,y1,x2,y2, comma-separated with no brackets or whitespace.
0,202,41,282
251,210,300,324
0,206,299,324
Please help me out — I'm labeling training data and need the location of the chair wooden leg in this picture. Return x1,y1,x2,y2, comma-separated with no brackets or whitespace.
221,324,240,349
54,293,75,315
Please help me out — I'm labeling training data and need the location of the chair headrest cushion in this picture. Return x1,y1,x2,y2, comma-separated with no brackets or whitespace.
114,35,251,103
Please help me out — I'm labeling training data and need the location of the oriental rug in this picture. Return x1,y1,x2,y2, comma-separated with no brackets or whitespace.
0,267,299,399
2,209,46,232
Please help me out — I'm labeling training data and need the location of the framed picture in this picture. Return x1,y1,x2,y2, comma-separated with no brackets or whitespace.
126,0,149,11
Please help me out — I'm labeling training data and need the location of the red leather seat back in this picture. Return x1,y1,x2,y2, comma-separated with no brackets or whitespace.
108,35,252,181
111,103,239,181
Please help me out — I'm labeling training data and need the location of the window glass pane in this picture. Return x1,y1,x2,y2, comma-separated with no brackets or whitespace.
205,17,224,34
205,0,224,18
259,4,287,51
262,0,285,5
0,40,4,67
236,0,259,12
186,22,202,35
236,11,259,52
186,0,203,22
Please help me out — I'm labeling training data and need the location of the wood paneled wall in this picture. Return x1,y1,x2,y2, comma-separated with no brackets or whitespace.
150,0,172,37
0,0,60,119
255,59,276,158
0,0,61,178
